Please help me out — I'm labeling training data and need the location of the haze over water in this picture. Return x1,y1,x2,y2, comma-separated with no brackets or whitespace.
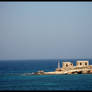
0,2,92,60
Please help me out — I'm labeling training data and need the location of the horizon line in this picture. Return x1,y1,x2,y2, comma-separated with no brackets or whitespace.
0,58,91,61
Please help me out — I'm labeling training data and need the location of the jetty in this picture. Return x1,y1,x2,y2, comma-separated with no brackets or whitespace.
32,60,92,75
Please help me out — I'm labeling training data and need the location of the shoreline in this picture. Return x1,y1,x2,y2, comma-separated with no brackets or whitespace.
31,60,92,75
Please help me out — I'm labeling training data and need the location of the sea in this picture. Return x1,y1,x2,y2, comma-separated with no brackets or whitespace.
0,59,92,91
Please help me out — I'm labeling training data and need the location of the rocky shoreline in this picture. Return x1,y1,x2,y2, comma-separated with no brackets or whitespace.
29,60,92,75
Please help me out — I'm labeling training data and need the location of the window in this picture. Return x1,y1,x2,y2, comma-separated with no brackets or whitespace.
80,63,82,65
66,64,68,67
85,62,87,65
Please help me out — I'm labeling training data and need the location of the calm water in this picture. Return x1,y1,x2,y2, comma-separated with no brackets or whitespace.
0,59,92,91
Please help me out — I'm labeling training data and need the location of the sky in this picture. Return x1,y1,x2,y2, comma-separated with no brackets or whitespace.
0,2,92,60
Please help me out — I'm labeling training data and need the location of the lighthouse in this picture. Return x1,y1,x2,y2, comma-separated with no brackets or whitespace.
58,60,60,69
56,60,61,71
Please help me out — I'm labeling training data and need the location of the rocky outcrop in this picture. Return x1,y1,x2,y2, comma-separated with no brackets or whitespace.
31,60,92,75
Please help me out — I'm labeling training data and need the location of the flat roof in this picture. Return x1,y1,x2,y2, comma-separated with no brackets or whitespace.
77,60,89,62
63,61,72,63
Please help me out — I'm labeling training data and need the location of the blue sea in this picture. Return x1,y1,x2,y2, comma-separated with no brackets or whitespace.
0,59,92,91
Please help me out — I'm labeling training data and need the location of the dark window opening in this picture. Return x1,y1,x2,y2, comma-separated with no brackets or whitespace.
66,64,68,67
85,62,87,65
80,63,82,65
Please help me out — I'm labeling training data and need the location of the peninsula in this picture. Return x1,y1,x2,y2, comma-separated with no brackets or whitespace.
31,60,92,75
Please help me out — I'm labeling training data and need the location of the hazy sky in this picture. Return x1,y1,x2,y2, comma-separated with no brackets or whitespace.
0,2,92,60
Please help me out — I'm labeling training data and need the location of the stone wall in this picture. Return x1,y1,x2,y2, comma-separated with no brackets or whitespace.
76,60,89,67
62,62,73,70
